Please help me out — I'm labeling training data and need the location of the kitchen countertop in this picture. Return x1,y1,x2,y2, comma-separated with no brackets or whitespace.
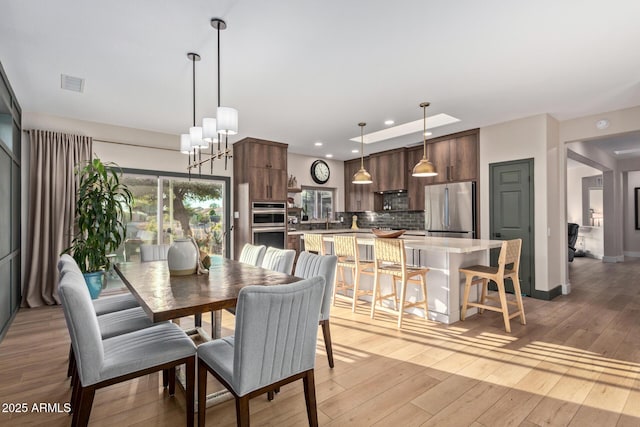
290,229,502,254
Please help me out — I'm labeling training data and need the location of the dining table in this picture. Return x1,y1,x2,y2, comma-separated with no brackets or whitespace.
114,257,302,407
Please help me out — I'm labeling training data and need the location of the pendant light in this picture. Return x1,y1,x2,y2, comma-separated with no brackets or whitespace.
412,102,438,177
352,122,372,184
187,53,208,150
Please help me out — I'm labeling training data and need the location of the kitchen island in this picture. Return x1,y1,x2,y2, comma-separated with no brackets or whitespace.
291,229,503,324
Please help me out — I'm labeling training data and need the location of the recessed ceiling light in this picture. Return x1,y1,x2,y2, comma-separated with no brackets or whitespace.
384,119,395,126
325,154,333,158
596,119,610,130
424,131,432,136
314,142,323,146
351,149,359,153
613,148,640,155
350,113,460,144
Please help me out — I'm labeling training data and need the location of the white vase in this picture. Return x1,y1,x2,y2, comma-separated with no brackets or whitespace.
167,238,198,276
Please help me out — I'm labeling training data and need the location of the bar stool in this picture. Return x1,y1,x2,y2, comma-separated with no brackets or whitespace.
459,239,526,333
303,233,325,255
370,238,429,328
332,235,374,312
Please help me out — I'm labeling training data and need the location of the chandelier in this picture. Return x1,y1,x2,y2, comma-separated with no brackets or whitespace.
181,18,237,176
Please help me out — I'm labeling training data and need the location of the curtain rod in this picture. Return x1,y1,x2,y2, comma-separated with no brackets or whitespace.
22,130,179,153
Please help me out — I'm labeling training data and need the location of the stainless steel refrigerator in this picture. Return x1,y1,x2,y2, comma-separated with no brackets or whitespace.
425,182,476,238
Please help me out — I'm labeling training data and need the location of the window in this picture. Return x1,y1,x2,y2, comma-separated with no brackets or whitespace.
301,187,334,220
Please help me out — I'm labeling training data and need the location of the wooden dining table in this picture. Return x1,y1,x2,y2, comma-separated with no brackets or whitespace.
114,258,301,339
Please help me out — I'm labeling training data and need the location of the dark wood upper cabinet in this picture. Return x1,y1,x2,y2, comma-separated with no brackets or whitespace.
344,158,374,212
406,146,430,210
423,129,479,184
370,148,407,192
234,137,288,201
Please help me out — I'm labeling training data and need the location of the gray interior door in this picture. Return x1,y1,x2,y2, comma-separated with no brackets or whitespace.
489,159,534,296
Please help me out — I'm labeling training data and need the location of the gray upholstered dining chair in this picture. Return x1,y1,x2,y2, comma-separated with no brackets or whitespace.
58,270,196,427
260,247,296,275
197,277,325,427
139,243,171,261
238,243,267,266
294,251,338,368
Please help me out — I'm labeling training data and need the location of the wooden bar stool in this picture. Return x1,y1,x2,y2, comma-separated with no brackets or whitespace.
370,238,429,328
459,239,526,333
303,233,326,255
332,235,374,312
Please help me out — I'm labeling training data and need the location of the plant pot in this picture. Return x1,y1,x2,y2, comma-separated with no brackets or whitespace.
167,238,198,276
83,271,105,300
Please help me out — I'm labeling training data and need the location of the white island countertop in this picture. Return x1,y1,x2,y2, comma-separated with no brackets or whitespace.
290,229,502,254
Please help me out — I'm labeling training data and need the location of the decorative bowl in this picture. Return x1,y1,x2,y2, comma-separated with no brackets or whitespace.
371,229,406,238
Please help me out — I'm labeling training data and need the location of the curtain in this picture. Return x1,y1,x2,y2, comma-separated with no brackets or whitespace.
22,130,91,307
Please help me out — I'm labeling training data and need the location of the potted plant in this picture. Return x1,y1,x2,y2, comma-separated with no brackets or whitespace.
64,157,133,298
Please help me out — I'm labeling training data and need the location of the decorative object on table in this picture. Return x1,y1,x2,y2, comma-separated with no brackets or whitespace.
351,215,359,230
288,174,298,189
352,122,373,184
180,17,237,174
412,102,438,177
167,238,199,276
371,228,406,238
310,159,330,184
63,157,133,299
200,250,211,269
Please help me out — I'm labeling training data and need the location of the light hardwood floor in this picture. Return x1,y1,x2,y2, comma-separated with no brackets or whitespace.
1,256,639,426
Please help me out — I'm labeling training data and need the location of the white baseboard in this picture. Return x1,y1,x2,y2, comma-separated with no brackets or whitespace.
624,251,640,258
562,282,571,295
602,255,624,263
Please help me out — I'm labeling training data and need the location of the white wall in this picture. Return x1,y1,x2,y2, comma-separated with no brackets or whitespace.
287,152,345,213
567,164,601,224
624,171,640,256
479,114,552,292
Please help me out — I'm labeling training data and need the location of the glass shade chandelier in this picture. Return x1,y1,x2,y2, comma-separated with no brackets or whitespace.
412,102,438,177
181,17,237,175
352,122,372,184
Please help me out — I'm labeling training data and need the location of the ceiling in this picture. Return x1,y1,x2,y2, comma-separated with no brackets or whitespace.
1,0,640,160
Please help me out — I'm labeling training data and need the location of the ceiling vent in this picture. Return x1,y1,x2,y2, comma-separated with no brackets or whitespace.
60,74,85,93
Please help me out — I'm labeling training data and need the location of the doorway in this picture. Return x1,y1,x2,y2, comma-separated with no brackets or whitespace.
489,159,535,296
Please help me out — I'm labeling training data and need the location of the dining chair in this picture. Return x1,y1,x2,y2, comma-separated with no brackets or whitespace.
303,233,325,255
238,243,267,266
332,235,374,312
139,243,171,261
370,238,430,329
197,277,325,427
58,270,196,427
294,251,338,368
459,239,526,333
260,247,296,275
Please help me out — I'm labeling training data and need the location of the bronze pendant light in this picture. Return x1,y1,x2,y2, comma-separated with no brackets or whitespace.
412,102,438,177
352,122,373,184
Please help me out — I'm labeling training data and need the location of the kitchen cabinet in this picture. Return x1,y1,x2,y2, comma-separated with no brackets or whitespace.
370,148,407,192
344,158,374,212
425,130,478,184
233,138,288,201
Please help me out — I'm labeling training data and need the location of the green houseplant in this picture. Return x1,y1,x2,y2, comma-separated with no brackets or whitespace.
64,157,133,298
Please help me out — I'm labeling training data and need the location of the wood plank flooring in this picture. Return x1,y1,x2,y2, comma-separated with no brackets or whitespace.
1,256,639,426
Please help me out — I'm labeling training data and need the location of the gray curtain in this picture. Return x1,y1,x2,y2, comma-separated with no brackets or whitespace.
22,130,91,307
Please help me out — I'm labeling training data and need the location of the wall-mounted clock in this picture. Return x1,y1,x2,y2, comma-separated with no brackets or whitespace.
310,159,330,184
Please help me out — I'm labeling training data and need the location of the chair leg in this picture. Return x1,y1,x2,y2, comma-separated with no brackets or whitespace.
168,367,176,396
198,359,208,427
185,358,195,427
479,278,489,313
67,345,75,378
420,274,429,320
397,278,407,329
163,369,169,388
320,319,334,368
70,367,79,414
303,370,319,427
370,270,380,319
496,278,511,333
460,274,473,321
352,267,360,312
333,265,344,306
72,384,95,427
267,390,274,401
236,395,250,427
512,275,527,325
